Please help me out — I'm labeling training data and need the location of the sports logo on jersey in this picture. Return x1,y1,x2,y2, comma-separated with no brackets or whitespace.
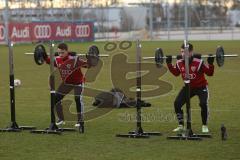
181,67,185,72
183,73,196,79
191,66,196,72
66,64,71,69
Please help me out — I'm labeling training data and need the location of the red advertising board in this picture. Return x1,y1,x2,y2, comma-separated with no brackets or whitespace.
9,22,31,42
0,22,94,43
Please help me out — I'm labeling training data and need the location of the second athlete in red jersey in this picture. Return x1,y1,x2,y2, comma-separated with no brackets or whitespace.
45,54,89,84
167,57,214,89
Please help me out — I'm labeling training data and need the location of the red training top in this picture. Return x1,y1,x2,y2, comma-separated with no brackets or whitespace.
45,53,89,85
167,58,214,89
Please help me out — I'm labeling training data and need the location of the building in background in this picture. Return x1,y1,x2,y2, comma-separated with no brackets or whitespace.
228,9,240,26
1,0,240,41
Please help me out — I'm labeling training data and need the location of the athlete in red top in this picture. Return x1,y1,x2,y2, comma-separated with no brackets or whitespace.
45,43,90,128
166,43,214,133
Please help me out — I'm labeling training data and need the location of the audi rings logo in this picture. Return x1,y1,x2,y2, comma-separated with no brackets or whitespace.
0,25,5,40
75,25,90,38
34,25,51,39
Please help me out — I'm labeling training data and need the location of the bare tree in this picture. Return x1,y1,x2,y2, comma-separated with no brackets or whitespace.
171,1,181,27
231,0,240,9
120,9,134,31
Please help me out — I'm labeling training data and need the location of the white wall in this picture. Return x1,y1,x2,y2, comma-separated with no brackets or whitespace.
227,10,240,26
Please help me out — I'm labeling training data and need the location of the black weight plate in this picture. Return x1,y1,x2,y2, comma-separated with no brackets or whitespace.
34,44,46,65
216,46,224,67
87,45,99,67
155,48,164,67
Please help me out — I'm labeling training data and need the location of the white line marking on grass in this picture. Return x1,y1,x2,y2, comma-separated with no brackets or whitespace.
155,108,240,112
219,69,240,73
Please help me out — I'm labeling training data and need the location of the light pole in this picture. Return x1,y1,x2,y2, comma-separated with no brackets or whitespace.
4,0,9,44
149,0,153,40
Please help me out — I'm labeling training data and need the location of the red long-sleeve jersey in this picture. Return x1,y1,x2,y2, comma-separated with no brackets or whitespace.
45,53,89,85
167,58,214,89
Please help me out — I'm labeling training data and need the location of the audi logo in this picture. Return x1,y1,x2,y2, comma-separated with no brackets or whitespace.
0,25,5,40
183,73,196,80
34,25,51,39
75,25,90,38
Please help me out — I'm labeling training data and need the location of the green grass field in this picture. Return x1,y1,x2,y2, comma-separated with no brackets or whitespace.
0,40,240,160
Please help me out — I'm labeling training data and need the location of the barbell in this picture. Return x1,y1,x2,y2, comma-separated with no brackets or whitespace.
30,44,109,66
143,46,238,67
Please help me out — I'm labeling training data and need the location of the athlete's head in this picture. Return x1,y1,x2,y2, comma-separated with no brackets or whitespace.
57,43,68,58
180,42,193,59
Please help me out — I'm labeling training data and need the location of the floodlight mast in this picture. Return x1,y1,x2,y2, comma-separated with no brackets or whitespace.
166,0,209,141
184,0,188,42
149,0,153,40
6,0,18,128
184,0,192,135
4,0,9,44
0,0,36,132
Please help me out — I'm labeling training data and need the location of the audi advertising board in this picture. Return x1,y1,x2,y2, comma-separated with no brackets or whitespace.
0,22,94,43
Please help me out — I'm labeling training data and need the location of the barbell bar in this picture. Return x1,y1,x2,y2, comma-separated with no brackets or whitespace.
142,54,238,59
24,52,109,57
143,46,238,67
31,44,109,66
